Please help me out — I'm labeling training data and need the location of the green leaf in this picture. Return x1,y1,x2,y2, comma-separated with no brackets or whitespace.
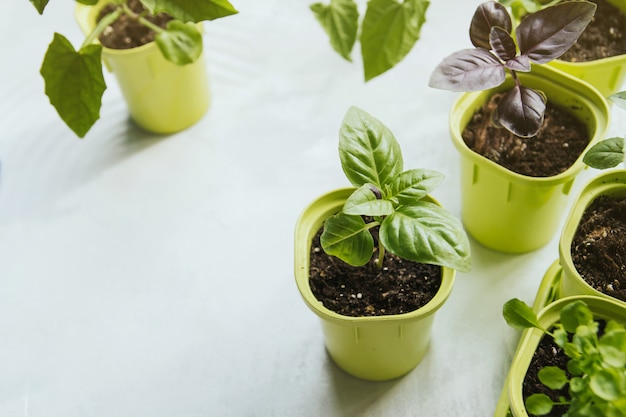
76,0,99,5
583,137,625,170
610,91,626,112
40,33,106,138
560,301,594,334
526,393,555,416
387,169,444,205
590,369,623,401
569,376,586,392
380,202,471,272
339,106,404,189
29,0,49,14
360,0,429,81
343,184,394,216
538,366,568,390
140,0,238,22
503,298,542,330
321,213,375,266
156,21,203,65
311,0,359,61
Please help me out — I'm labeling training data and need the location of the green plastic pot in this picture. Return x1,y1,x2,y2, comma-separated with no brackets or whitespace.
294,188,456,381
548,0,626,97
75,1,210,134
449,65,610,253
506,295,626,417
558,169,626,303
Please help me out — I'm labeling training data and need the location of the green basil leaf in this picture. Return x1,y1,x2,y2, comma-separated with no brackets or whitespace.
503,298,542,330
380,202,471,272
360,0,429,81
387,169,444,205
29,0,49,14
156,21,203,65
40,33,106,138
610,91,626,112
140,0,238,22
339,106,404,189
538,366,568,390
311,0,359,61
343,184,394,216
525,393,555,416
321,213,375,266
583,137,625,169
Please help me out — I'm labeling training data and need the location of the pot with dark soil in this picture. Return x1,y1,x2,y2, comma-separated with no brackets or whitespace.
558,170,626,305
294,107,471,381
33,0,238,137
429,1,610,253
501,296,626,417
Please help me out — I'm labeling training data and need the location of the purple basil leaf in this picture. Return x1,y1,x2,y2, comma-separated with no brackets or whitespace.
490,26,517,62
429,48,505,92
505,55,531,72
493,85,547,138
516,1,596,63
470,1,512,49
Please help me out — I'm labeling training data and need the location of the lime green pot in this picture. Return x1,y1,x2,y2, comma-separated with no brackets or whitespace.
449,65,609,253
506,295,626,417
75,1,210,134
548,0,626,97
294,188,456,381
558,169,626,304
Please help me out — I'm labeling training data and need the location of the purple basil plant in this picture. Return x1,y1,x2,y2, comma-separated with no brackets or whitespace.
429,0,596,138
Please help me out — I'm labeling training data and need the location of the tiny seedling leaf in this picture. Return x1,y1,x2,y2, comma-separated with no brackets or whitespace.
538,366,568,390
339,106,404,189
560,300,594,334
525,393,555,416
387,169,444,206
583,137,625,169
428,48,506,92
515,1,596,64
343,184,394,216
40,33,106,138
321,213,375,266
141,0,238,22
590,369,623,401
599,329,626,368
360,0,429,81
156,21,203,65
310,0,359,62
502,298,542,330
469,1,512,50
493,84,546,138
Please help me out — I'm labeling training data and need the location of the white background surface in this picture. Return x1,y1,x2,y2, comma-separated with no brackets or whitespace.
1,1,624,416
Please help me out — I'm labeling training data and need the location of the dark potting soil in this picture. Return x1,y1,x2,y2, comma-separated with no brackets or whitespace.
97,0,172,49
559,0,626,62
461,93,589,177
308,227,442,317
571,195,626,302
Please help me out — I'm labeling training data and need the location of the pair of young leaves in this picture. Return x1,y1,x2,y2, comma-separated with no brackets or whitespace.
320,107,471,273
33,0,238,138
429,0,596,138
504,299,626,416
311,0,429,81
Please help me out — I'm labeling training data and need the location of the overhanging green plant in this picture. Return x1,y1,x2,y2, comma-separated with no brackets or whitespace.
503,298,626,416
310,0,429,81
583,91,626,169
320,106,471,272
429,0,596,138
29,0,238,138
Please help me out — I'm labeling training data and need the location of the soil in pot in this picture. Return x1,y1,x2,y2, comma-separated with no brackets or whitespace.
461,93,589,177
559,0,626,62
571,195,626,302
308,227,442,317
97,0,172,49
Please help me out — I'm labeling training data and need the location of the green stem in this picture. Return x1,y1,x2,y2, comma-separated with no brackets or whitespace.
81,7,124,49
377,243,385,269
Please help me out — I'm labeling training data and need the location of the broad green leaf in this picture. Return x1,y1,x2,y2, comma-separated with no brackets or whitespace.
379,202,471,272
429,48,506,92
525,393,555,416
40,33,106,138
538,366,568,390
339,106,403,189
140,0,238,23
590,369,623,401
156,21,203,65
360,0,429,81
311,0,359,61
610,91,626,112
599,329,626,367
503,298,542,330
321,213,375,266
470,1,512,50
387,169,444,205
583,137,625,169
343,184,394,216
29,0,49,14
493,84,546,138
560,301,594,334
76,0,99,5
